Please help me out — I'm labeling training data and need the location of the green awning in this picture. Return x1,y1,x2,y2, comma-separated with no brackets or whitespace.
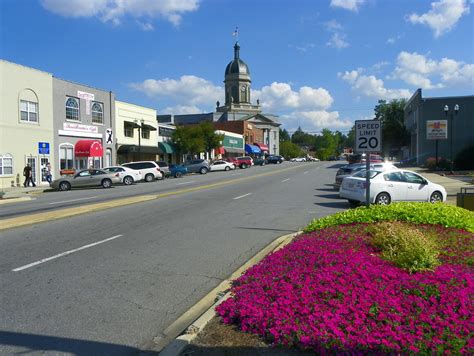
159,142,174,154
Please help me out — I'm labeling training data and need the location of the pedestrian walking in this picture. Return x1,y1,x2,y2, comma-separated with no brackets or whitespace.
23,164,36,187
45,163,52,185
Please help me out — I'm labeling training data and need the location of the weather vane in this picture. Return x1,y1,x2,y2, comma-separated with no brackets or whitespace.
232,26,239,41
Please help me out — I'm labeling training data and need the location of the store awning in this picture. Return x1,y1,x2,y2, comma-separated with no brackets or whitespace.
75,140,103,157
142,123,157,131
158,142,175,154
245,144,261,154
215,147,225,155
255,143,269,152
223,147,244,154
117,145,159,154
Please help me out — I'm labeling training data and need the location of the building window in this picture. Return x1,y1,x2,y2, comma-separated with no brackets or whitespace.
66,97,80,121
0,154,13,175
59,144,74,169
124,122,134,138
142,127,150,139
20,100,38,123
105,149,112,167
91,102,103,124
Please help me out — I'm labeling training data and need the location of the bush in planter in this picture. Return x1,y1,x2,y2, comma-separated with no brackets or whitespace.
454,144,474,170
425,156,451,171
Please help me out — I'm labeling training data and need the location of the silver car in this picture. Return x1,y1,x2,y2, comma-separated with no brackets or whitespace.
51,169,121,191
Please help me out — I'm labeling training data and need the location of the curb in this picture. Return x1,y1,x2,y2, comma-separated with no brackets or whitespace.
156,231,301,356
0,197,33,205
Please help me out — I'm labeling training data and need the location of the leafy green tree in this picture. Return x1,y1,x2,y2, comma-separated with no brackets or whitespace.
291,126,315,148
374,99,409,157
279,128,291,142
280,141,304,158
315,129,339,160
171,125,205,157
200,121,224,156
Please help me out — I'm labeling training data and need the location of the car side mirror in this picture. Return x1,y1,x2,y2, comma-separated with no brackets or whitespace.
423,179,428,185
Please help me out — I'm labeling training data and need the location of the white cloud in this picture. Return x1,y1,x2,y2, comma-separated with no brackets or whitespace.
137,21,154,31
252,82,334,112
407,0,470,38
41,0,199,27
339,70,411,100
161,105,202,115
391,51,473,88
280,111,353,132
327,33,349,49
330,0,366,12
129,75,223,106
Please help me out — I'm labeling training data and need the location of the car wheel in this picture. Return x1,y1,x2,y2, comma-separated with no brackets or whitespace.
175,171,182,178
430,191,443,203
261,161,266,166
225,166,230,171
59,181,71,191
348,199,359,208
375,192,391,205
277,161,281,164
241,163,247,169
102,179,112,188
123,176,133,185
200,167,208,174
145,173,154,182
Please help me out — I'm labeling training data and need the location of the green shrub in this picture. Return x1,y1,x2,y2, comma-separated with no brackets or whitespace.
304,202,474,233
367,222,440,273
454,144,474,170
425,157,451,171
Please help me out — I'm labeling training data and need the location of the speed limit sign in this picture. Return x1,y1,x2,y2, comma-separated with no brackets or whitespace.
355,120,381,153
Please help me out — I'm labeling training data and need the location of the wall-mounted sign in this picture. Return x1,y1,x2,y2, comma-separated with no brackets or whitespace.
38,142,50,155
426,120,448,140
105,128,113,144
159,126,175,137
63,122,99,133
77,91,94,101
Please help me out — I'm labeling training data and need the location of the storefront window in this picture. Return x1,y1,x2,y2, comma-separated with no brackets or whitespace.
60,144,74,169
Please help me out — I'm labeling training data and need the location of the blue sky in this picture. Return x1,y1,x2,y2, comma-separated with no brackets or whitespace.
1,0,473,133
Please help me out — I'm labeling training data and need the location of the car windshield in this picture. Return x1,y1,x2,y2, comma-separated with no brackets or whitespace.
353,170,381,179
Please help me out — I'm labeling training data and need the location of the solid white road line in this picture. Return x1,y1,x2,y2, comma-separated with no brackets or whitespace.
233,193,252,200
281,178,290,182
176,181,195,185
48,196,98,205
12,234,123,272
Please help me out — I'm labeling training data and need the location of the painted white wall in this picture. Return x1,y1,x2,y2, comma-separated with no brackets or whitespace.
115,100,157,147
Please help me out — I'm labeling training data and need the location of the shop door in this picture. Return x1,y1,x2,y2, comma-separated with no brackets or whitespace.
40,157,50,183
27,157,37,184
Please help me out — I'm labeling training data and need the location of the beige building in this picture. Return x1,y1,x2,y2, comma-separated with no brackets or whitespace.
0,60,55,188
115,100,158,164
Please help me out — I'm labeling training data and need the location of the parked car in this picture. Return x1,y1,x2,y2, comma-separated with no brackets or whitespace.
103,166,142,185
122,161,163,182
183,159,210,174
339,169,446,207
155,161,171,177
267,155,285,164
290,157,306,162
347,153,384,164
51,169,120,191
307,156,320,162
235,156,254,169
225,157,239,165
253,157,268,166
334,162,398,191
169,164,188,178
210,160,236,171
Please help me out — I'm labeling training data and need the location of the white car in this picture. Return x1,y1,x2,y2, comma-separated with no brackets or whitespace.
290,157,306,162
103,166,142,185
210,160,236,171
340,169,447,206
121,161,163,182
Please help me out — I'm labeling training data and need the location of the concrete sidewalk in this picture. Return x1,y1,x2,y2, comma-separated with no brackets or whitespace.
0,185,50,203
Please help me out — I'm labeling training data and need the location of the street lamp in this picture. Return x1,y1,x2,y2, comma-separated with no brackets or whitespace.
134,119,144,160
444,104,459,173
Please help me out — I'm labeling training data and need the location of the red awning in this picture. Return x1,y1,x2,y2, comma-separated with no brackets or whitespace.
255,143,269,152
215,147,225,155
75,140,103,157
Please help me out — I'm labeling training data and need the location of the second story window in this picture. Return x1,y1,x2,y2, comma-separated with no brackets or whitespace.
20,100,38,123
124,122,134,138
91,102,103,124
142,127,150,139
66,97,80,121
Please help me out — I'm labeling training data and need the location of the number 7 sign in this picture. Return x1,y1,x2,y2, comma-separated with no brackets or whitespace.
355,120,381,153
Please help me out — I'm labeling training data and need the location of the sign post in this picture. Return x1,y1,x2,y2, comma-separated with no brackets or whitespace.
426,120,447,169
355,120,381,207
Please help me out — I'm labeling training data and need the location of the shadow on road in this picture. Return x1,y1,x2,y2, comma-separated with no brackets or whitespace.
235,226,298,233
314,201,349,209
0,330,157,355
314,188,337,192
314,193,340,199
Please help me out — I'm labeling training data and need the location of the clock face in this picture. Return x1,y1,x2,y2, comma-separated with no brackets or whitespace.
241,85,246,92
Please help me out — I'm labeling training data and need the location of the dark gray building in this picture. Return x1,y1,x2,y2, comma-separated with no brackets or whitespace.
53,78,116,176
404,89,474,166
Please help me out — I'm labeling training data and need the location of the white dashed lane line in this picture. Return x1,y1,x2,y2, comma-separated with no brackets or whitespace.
233,193,252,200
12,235,123,272
281,178,290,182
48,196,98,205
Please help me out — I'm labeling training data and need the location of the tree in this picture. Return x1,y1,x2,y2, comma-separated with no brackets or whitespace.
315,129,339,160
200,122,224,157
280,141,304,158
374,99,409,158
291,126,315,148
279,128,290,142
171,125,205,157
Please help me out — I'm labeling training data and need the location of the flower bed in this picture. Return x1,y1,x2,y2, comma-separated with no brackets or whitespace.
217,205,474,353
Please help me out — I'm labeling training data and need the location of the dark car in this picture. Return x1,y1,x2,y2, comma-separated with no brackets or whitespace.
253,157,268,166
267,155,285,164
183,159,210,174
155,161,171,177
169,164,188,178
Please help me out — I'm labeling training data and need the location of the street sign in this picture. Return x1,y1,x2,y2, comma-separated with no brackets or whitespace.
105,128,113,144
38,142,50,155
355,120,381,153
426,120,447,140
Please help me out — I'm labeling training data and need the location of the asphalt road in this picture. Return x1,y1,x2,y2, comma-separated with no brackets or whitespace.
0,162,348,355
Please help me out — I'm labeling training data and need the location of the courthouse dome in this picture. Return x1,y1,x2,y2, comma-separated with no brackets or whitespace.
225,42,250,76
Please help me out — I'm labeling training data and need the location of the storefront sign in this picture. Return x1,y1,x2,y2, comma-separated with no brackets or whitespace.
38,142,50,154
223,135,244,149
63,122,99,134
78,91,95,115
105,128,113,144
159,126,175,137
426,120,448,140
